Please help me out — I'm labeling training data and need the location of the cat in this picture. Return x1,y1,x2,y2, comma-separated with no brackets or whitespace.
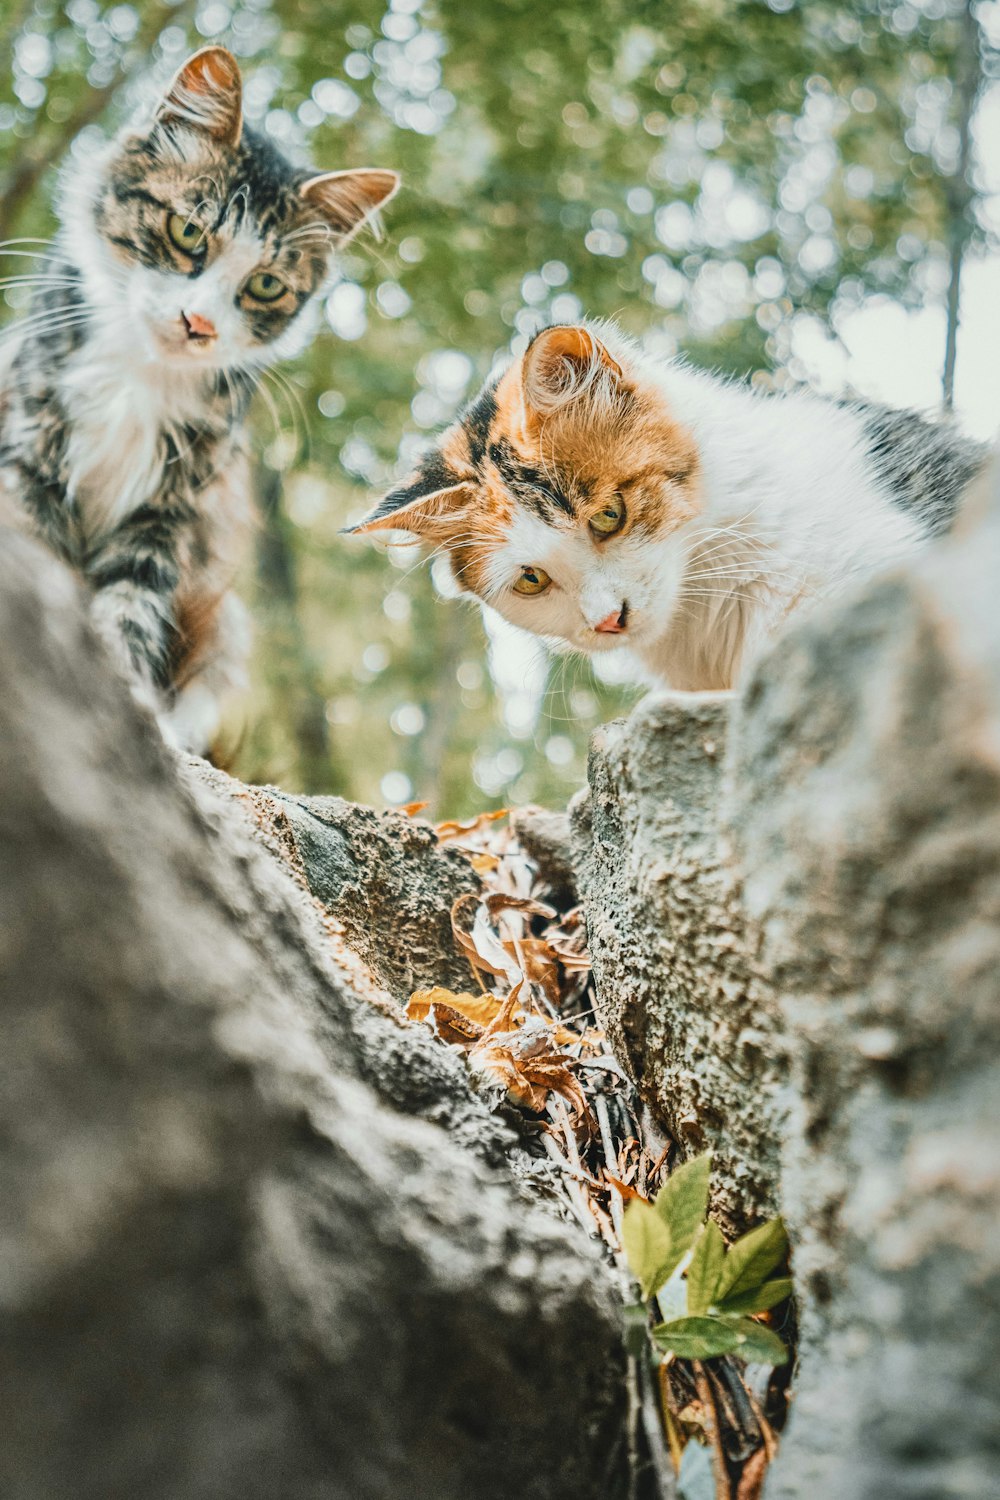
348,321,987,693
0,45,398,751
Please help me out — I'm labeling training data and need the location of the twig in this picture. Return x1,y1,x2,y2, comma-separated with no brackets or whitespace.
541,1133,596,1237
626,1356,641,1500
595,1091,618,1170
638,1354,680,1499
692,1361,732,1500
740,1382,778,1464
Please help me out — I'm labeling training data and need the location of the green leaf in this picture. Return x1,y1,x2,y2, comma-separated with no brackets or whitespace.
714,1276,794,1316
713,1217,788,1304
719,1315,790,1367
651,1152,711,1280
686,1221,725,1316
622,1199,676,1300
651,1315,743,1361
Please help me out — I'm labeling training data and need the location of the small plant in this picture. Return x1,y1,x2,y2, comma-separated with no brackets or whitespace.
622,1153,792,1365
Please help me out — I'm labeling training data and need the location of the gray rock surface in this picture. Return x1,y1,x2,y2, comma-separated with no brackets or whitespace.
571,692,783,1232
194,763,484,1002
0,526,626,1500
573,471,1000,1496
729,487,1000,1499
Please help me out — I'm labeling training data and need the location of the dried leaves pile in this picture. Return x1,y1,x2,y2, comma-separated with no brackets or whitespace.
402,806,791,1500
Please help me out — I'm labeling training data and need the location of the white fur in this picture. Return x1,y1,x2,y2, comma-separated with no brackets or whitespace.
55,135,319,541
480,327,927,691
161,593,251,752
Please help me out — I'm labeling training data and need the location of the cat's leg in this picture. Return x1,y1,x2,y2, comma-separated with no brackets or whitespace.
85,500,191,715
161,592,252,755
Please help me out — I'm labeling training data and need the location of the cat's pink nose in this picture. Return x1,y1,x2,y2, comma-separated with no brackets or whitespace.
595,607,627,634
181,311,217,340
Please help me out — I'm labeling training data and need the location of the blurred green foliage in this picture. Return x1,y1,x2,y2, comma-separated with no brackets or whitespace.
0,0,992,811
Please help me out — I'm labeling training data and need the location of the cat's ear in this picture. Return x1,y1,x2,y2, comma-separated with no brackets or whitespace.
345,471,472,537
521,325,624,423
299,169,400,243
154,46,243,147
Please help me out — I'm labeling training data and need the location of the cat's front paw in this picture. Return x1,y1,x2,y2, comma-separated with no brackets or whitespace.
160,682,221,758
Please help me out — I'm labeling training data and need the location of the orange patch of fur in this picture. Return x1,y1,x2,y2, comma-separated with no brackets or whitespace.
170,587,227,688
364,334,705,602
447,358,704,592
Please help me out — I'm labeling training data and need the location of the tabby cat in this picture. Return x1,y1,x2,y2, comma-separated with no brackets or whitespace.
349,322,985,692
0,46,398,750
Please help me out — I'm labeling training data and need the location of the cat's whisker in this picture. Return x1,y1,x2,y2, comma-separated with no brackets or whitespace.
0,249,68,267
391,531,482,587
260,366,311,464
0,237,57,258
216,371,246,442
0,299,89,326
0,309,92,345
284,222,334,245
224,183,251,230
0,272,81,283
188,170,225,203
684,563,796,583
247,372,283,446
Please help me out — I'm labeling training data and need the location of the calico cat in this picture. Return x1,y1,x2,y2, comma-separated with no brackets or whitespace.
349,322,986,692
0,46,398,750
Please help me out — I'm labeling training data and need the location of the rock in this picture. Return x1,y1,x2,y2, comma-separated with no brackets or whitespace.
571,692,782,1231
573,464,1000,1497
0,526,626,1500
194,763,483,1002
510,805,577,906
727,475,1000,1499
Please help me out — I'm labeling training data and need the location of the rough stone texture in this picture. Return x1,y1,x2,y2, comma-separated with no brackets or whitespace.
0,526,626,1500
511,804,577,906
571,693,784,1231
728,485,1000,1500
573,467,1000,1497
195,765,483,1002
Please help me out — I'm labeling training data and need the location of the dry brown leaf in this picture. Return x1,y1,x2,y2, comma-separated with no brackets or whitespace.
507,936,562,1006
450,892,521,983
736,1447,769,1500
399,800,430,817
435,809,508,843
545,937,591,973
484,892,557,922
469,852,500,875
604,1172,649,1204
475,987,523,1041
423,1003,487,1047
407,987,517,1029
466,1004,595,1138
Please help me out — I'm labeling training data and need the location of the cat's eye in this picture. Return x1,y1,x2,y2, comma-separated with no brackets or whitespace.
589,493,626,538
512,565,552,596
166,213,206,255
245,271,287,303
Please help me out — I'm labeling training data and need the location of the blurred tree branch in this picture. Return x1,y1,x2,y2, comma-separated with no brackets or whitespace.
255,460,341,794
0,0,195,245
941,0,984,412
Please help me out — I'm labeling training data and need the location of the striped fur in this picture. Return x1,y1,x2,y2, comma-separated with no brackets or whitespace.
0,47,398,751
